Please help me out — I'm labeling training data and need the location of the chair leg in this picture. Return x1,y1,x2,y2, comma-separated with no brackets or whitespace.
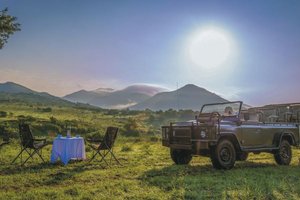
110,152,122,166
110,150,113,165
108,148,122,165
98,150,109,163
22,153,33,165
11,148,26,164
99,151,110,166
89,148,121,166
36,149,45,163
17,148,45,166
89,150,99,163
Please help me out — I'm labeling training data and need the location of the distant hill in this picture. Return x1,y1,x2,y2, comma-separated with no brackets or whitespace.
0,82,74,106
64,84,168,109
0,81,36,94
130,84,228,111
64,90,107,104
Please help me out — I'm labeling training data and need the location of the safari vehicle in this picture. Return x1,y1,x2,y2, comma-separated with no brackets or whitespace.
161,101,300,169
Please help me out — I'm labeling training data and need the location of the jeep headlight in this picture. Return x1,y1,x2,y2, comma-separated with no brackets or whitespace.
200,130,207,138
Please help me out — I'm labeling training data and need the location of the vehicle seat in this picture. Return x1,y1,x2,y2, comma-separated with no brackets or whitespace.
247,113,259,122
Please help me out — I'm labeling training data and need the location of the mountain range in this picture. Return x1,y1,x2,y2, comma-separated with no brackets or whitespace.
63,85,168,109
130,84,228,111
0,82,233,111
64,84,229,110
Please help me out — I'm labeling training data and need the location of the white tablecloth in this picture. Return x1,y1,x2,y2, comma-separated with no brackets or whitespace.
50,137,86,165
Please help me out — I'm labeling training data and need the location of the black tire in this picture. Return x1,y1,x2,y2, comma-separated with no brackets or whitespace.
274,140,292,165
210,139,236,169
170,149,192,165
236,152,249,161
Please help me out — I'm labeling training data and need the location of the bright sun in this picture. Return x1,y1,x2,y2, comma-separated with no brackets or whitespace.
188,28,232,68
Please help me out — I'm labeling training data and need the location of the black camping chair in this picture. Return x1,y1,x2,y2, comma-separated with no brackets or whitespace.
0,126,10,149
12,123,49,165
88,127,121,166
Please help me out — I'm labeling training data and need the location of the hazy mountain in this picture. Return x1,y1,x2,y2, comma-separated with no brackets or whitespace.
0,82,74,106
0,81,36,94
64,90,106,104
130,84,228,111
64,84,168,109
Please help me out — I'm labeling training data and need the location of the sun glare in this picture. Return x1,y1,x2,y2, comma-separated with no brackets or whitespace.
188,28,232,68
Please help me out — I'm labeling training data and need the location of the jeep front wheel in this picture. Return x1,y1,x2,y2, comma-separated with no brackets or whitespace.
170,149,192,165
210,139,236,169
274,140,292,165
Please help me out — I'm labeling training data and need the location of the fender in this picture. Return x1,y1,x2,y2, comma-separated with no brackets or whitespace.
276,132,296,147
218,133,242,151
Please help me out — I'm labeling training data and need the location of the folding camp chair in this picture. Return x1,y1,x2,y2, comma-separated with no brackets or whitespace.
88,127,121,166
12,123,49,165
0,126,9,149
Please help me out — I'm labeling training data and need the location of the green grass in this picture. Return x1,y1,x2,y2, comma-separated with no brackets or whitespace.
1,102,300,199
1,140,300,200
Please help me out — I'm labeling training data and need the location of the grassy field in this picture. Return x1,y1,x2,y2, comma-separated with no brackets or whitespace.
1,103,300,199
0,139,300,200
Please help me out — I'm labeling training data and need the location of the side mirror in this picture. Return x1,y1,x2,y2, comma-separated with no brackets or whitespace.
195,115,198,121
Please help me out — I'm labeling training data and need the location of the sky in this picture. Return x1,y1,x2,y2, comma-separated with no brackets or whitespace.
0,0,300,106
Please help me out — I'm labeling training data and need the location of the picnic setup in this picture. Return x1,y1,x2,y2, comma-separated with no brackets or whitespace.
0,121,121,166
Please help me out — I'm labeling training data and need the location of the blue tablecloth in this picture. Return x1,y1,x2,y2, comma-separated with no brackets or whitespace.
50,137,86,165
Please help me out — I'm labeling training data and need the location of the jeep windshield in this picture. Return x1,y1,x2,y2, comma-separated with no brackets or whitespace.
200,101,243,117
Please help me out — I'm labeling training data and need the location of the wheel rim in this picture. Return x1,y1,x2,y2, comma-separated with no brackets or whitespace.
280,145,290,160
220,147,231,163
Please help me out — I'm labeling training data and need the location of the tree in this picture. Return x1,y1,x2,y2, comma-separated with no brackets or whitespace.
0,8,21,49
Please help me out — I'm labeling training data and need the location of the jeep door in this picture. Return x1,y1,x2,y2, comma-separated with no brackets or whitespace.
240,121,264,148
259,124,277,147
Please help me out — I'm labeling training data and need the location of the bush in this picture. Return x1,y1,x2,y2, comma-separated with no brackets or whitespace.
86,130,104,141
42,107,52,112
32,123,61,135
17,115,36,122
150,136,160,142
50,116,58,124
122,118,140,137
121,145,132,152
0,111,7,117
37,107,52,112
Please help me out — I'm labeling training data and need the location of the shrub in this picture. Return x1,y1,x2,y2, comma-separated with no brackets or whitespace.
122,118,140,137
0,111,7,117
37,107,52,112
42,107,52,112
17,115,36,122
121,145,132,152
150,136,160,142
32,123,61,135
50,116,58,124
86,130,104,141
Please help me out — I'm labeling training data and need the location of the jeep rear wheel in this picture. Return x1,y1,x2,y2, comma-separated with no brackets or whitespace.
274,140,292,165
210,139,236,169
170,149,192,165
